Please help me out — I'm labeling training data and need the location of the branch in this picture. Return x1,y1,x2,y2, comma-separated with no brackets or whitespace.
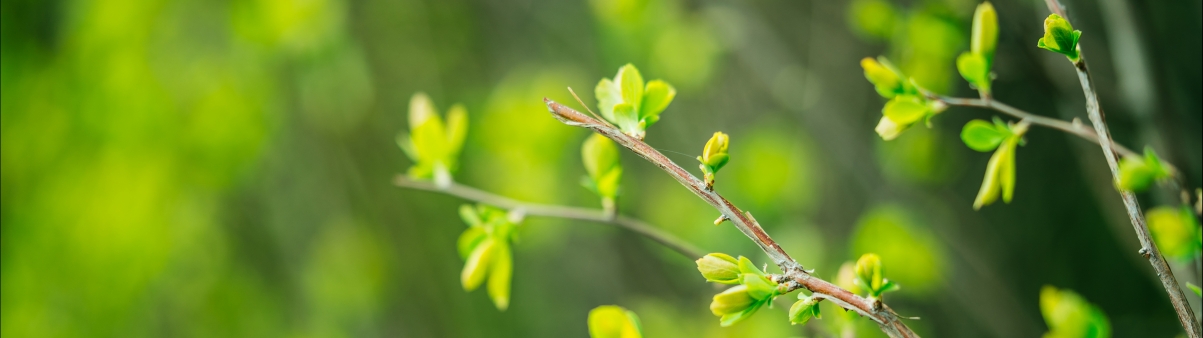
392,175,705,260
1042,0,1200,334
544,98,919,338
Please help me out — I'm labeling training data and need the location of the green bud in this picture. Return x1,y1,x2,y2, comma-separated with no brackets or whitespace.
588,305,643,338
697,132,730,188
971,2,998,61
487,243,513,310
736,256,767,277
788,295,822,326
876,95,930,140
956,52,991,94
1040,286,1111,338
582,133,622,202
861,57,906,98
461,238,497,291
1036,14,1082,62
696,253,741,284
742,273,778,300
1146,206,1202,263
710,285,756,316
1117,147,1170,192
855,253,884,293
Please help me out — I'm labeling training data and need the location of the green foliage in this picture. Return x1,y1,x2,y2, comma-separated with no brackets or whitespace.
787,293,822,326
1145,206,1202,263
1040,286,1111,338
1036,14,1082,63
958,2,998,95
701,255,783,327
398,92,469,188
588,305,643,338
877,95,938,141
861,57,912,99
966,119,1028,210
582,133,623,212
458,204,520,310
1116,147,1171,192
851,205,947,295
854,253,900,298
697,132,730,189
595,64,677,139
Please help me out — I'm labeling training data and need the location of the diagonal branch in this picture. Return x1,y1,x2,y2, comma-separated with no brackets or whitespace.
392,175,705,260
1041,0,1200,334
544,98,919,338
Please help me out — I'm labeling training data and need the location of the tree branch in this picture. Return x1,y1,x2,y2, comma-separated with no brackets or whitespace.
1041,0,1200,334
392,175,705,260
544,98,919,338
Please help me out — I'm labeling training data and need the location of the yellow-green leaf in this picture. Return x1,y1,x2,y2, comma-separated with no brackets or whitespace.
971,2,998,61
961,119,1007,152
588,305,643,338
999,138,1018,203
461,238,497,291
487,243,513,310
617,64,644,112
640,80,675,120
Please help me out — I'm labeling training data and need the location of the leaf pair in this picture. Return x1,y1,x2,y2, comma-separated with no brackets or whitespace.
398,92,468,188
588,305,643,338
961,118,1027,210
595,64,677,139
1116,147,1170,192
581,133,623,211
957,2,998,95
458,204,519,310
698,254,781,326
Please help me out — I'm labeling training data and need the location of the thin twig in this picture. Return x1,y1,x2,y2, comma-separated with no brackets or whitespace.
544,98,919,338
1041,0,1200,334
392,175,704,260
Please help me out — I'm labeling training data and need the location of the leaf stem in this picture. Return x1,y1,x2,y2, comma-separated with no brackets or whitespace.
545,98,919,338
392,175,705,260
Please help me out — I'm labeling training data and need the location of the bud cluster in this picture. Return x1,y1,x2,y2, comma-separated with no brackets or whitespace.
695,253,785,326
458,204,521,310
398,92,469,189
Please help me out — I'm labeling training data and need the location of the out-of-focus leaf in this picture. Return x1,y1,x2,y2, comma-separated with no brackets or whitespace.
961,119,1006,152
487,243,512,310
588,305,643,338
1040,286,1110,338
1146,206,1202,262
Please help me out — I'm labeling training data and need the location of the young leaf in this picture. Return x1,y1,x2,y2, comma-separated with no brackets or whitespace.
1040,286,1111,338
998,138,1018,203
742,273,777,300
696,253,742,284
711,285,755,316
970,2,998,62
961,119,1007,152
719,300,764,327
1188,283,1201,298
1037,14,1082,62
861,57,904,98
445,104,469,163
882,95,929,125
956,52,990,93
595,78,622,122
487,243,513,310
640,80,676,121
617,64,644,113
457,227,487,259
974,144,1005,210
1146,206,1202,262
461,238,497,291
588,306,643,338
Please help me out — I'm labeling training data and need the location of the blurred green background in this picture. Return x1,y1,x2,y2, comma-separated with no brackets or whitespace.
2,0,1200,336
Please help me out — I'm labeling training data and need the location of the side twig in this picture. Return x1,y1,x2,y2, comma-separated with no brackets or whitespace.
392,175,705,260
544,98,919,338
1042,0,1200,333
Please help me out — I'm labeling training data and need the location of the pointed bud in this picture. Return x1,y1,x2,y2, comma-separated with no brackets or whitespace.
461,238,497,291
1037,14,1082,62
696,253,742,284
588,305,643,338
788,295,822,326
971,2,998,61
855,253,884,293
710,285,756,316
697,132,730,189
861,57,905,98
874,116,906,141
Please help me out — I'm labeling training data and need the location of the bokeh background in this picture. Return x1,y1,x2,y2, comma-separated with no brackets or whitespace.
2,0,1200,336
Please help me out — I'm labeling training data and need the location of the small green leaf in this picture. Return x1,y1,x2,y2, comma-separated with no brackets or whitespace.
461,238,497,291
640,80,675,120
999,138,1018,203
1188,283,1201,297
711,285,755,316
1117,156,1156,192
588,305,643,338
595,167,622,200
974,144,1005,210
487,243,513,310
460,204,482,227
970,2,998,61
595,78,622,122
1041,286,1111,338
882,95,929,125
1037,14,1082,62
444,104,469,162
788,296,821,326
612,103,640,136
961,119,1007,152
742,273,777,300
956,52,990,93
861,57,905,98
855,253,884,295
457,227,487,259
582,133,620,180
737,256,766,277
617,64,644,112
718,300,763,327
1146,206,1202,262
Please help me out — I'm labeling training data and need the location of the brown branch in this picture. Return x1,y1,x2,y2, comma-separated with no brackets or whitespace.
392,175,705,260
1039,0,1200,334
544,98,919,338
